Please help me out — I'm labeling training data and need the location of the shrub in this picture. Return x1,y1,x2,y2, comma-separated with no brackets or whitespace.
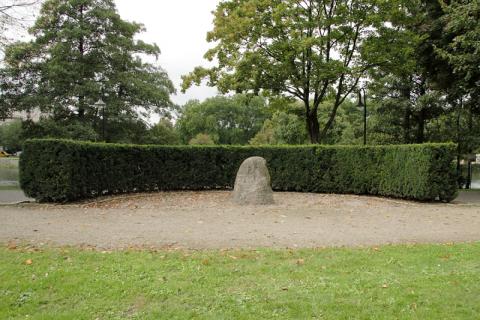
145,119,181,145
177,95,267,145
0,120,24,153
189,133,216,145
250,112,308,145
20,139,458,203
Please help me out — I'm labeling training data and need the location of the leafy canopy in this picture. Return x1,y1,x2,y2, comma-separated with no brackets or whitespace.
177,94,268,145
182,0,404,143
0,0,175,125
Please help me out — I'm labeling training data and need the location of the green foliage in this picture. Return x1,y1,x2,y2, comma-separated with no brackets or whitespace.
20,139,457,203
251,98,364,146
0,0,174,132
101,117,150,145
189,133,216,146
0,120,23,153
182,0,398,143
21,116,175,146
317,98,365,145
177,95,267,145
249,121,275,145
366,76,448,145
145,119,181,145
21,119,98,142
436,0,480,94
250,111,307,145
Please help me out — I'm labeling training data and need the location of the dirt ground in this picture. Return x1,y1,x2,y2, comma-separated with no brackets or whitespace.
1,191,480,249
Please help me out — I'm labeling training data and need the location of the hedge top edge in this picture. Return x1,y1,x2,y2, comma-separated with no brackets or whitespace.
23,138,457,150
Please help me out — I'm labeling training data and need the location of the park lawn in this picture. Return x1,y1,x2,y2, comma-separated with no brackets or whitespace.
1,243,479,319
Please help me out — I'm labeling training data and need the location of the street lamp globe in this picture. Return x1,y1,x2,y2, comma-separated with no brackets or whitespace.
94,99,106,109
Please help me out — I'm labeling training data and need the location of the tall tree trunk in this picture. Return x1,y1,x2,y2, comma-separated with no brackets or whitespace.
306,109,320,144
401,81,412,144
415,78,427,144
468,102,473,139
416,109,425,143
78,95,85,119
456,99,462,187
404,107,411,143
318,75,347,144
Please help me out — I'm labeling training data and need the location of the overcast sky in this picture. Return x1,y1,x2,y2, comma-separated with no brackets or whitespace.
115,0,220,106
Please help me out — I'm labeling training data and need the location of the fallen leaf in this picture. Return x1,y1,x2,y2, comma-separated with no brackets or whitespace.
296,259,305,266
24,259,33,266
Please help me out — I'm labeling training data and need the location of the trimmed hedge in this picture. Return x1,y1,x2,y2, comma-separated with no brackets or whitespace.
19,139,458,203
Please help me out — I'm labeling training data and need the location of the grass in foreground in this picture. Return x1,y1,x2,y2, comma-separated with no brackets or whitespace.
1,243,479,319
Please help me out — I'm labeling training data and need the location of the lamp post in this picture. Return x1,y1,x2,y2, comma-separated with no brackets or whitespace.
357,88,367,145
94,99,106,142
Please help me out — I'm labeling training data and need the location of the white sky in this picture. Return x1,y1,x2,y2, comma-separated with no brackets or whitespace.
115,0,220,106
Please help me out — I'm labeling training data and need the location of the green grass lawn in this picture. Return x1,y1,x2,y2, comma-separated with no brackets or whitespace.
1,243,479,319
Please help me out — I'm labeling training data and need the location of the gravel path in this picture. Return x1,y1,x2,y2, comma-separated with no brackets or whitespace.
1,191,480,249
0,189,32,204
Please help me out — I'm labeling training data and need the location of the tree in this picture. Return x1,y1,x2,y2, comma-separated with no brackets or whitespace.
21,118,98,141
146,118,181,145
177,94,267,145
323,98,364,145
0,0,175,139
436,0,479,96
189,133,215,145
250,111,307,145
367,73,448,144
100,116,150,144
0,119,23,152
406,0,480,173
182,0,396,143
359,0,433,144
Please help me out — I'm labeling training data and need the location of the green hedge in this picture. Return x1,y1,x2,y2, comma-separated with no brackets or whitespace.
19,139,458,203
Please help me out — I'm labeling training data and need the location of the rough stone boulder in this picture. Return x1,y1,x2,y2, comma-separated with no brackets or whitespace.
233,157,274,205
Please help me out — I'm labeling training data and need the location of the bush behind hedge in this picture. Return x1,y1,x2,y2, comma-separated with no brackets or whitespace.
19,139,458,203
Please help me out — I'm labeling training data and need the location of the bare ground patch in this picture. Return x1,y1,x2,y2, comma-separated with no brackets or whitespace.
1,191,479,249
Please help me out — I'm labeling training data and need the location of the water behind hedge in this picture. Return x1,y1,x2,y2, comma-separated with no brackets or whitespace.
0,158,19,186
471,164,480,189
